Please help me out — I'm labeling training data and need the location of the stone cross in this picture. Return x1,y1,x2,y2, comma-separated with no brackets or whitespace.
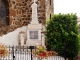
31,0,38,24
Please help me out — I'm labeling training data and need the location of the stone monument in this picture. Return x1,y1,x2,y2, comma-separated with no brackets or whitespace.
26,0,43,46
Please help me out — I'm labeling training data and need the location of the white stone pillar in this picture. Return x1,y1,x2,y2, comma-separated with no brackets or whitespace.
41,34,45,46
20,34,24,45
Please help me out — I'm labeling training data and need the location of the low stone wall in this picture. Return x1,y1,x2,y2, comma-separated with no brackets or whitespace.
0,26,27,46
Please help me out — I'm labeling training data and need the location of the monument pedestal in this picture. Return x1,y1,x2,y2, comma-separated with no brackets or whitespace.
26,24,42,46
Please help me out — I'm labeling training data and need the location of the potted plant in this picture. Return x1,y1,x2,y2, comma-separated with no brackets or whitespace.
0,44,8,58
32,45,55,60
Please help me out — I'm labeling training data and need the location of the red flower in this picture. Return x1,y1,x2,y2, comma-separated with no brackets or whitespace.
32,45,58,59
39,52,45,58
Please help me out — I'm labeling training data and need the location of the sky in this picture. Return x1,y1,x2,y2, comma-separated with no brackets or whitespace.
54,0,80,17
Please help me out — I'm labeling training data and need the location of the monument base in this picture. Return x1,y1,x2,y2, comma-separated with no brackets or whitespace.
26,40,42,46
26,24,42,46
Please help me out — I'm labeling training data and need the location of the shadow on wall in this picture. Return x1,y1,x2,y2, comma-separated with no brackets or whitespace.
0,26,27,46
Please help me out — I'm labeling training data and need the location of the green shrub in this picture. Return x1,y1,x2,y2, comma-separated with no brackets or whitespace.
46,13,79,59
78,34,80,54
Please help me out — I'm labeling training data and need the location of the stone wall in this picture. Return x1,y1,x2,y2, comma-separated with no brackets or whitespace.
0,0,53,36
45,0,54,20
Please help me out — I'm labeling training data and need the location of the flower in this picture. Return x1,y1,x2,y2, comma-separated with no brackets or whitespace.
19,31,25,34
0,44,8,58
32,45,54,59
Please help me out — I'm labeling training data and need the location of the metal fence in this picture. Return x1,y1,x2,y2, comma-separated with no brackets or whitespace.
0,45,66,60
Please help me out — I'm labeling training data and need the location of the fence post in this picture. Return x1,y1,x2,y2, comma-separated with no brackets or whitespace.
29,46,34,60
12,46,15,60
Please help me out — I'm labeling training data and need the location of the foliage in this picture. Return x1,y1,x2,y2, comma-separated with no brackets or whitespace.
0,43,8,58
78,34,80,54
32,45,53,59
46,13,79,59
78,25,80,54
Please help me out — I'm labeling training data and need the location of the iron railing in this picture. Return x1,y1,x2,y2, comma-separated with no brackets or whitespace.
0,45,66,60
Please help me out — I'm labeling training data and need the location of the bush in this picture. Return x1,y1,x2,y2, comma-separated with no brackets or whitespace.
78,34,80,54
46,13,79,59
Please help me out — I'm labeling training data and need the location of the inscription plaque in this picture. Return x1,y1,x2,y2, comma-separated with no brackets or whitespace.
29,30,38,39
